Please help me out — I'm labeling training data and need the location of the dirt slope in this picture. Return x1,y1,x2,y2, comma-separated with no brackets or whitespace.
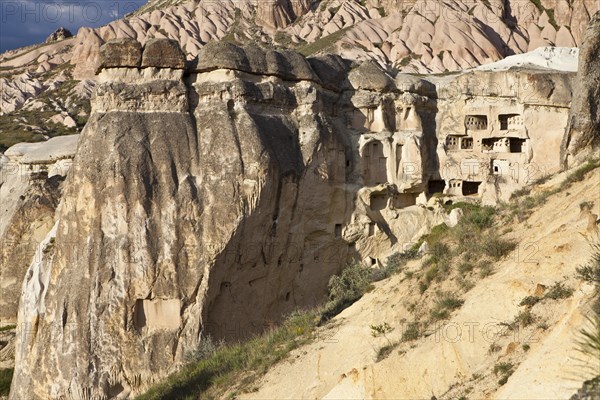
242,163,600,399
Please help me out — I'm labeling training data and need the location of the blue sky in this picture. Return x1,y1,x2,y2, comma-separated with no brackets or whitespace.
0,0,147,53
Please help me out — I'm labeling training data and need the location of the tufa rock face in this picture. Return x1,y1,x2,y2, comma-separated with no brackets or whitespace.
194,42,316,81
141,38,186,69
0,135,79,324
45,27,72,43
307,54,351,91
9,41,441,399
195,41,251,72
97,38,142,72
255,0,310,30
348,61,395,92
564,10,600,164
7,39,577,398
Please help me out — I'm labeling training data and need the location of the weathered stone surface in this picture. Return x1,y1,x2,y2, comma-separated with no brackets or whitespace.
195,42,315,82
265,49,316,81
45,27,72,43
255,0,310,30
564,11,600,164
97,38,142,71
307,54,350,91
432,69,574,203
4,40,587,399
395,74,436,98
0,135,78,324
348,61,395,92
195,41,251,73
10,46,443,400
141,38,186,69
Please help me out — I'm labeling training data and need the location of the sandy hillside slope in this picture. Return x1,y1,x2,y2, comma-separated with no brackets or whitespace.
242,163,600,399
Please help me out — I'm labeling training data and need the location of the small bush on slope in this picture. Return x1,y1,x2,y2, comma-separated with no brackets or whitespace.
505,158,600,222
321,262,373,322
0,368,13,396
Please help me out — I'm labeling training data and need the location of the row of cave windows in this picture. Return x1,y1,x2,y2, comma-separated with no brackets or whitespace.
428,180,481,196
446,136,527,153
465,114,523,131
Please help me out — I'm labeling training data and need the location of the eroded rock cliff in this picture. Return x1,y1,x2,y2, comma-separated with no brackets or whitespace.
564,10,600,164
4,35,583,398
8,38,440,399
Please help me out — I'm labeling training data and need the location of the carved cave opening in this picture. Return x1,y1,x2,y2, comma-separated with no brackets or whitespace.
510,138,527,153
428,180,446,195
499,114,522,130
462,181,481,196
363,141,387,186
335,224,342,238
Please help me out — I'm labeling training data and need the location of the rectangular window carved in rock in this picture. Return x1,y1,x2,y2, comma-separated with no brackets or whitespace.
335,224,342,238
462,181,481,196
509,138,527,153
446,136,459,150
461,137,473,150
499,114,521,131
428,180,446,195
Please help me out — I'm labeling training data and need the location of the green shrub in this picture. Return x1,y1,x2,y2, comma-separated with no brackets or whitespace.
376,342,399,362
565,159,600,185
0,368,13,396
298,27,350,56
461,204,496,230
429,242,451,263
482,235,516,260
424,264,439,285
321,263,372,321
458,262,475,275
493,362,514,375
370,322,393,337
516,309,535,327
493,361,514,385
430,307,450,321
401,322,421,342
511,186,532,199
519,296,540,307
478,262,494,278
430,293,464,321
544,282,574,300
576,314,600,375
371,251,416,281
577,242,600,285
184,336,221,363
522,344,530,351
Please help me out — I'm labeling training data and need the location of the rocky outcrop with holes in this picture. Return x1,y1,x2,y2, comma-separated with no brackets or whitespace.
8,39,441,399
4,35,582,398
